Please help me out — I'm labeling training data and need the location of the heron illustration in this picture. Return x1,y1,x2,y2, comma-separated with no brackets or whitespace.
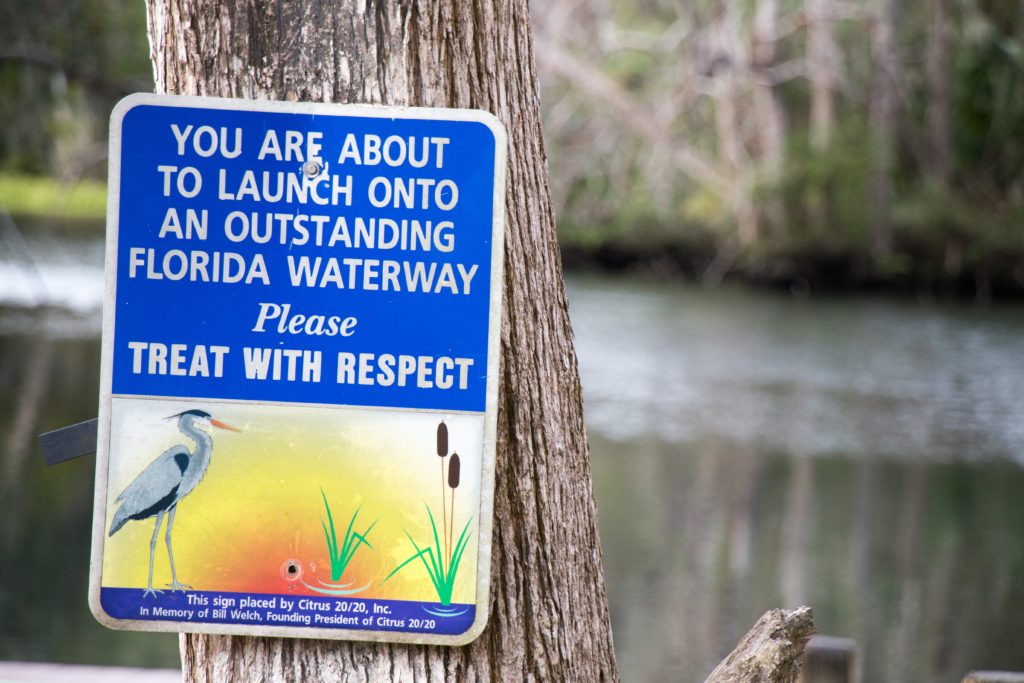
108,409,240,597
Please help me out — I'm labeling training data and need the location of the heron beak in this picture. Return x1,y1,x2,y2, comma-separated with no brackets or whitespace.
211,419,241,432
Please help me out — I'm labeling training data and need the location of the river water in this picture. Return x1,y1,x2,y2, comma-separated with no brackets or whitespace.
2,235,1024,681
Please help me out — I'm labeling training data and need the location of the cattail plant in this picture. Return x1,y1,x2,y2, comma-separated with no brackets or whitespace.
436,420,448,456
448,452,460,564
447,452,461,487
384,423,473,607
437,420,449,560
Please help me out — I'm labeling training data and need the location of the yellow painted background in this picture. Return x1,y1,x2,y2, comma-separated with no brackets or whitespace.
101,397,483,604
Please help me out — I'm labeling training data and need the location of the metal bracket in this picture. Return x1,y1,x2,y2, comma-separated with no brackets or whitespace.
38,418,98,466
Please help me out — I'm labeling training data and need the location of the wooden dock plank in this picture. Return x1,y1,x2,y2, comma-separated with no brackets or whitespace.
0,661,180,682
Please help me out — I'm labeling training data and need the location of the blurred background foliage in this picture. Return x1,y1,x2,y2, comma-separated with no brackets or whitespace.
536,0,1024,296
0,0,149,177
1,0,1023,296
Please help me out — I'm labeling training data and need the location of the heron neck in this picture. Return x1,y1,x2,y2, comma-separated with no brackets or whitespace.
179,419,213,494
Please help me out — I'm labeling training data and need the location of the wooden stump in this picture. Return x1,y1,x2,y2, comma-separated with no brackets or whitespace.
962,673,1024,683
797,635,857,683
704,606,815,683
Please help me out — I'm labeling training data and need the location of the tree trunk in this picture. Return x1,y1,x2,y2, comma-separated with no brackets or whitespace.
926,0,951,187
806,0,838,153
709,0,758,247
752,0,786,180
868,0,899,261
751,0,788,231
144,1,619,680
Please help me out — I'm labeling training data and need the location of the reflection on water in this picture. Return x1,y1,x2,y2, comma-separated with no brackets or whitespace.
569,277,1024,462
0,233,104,315
0,332,180,667
2,242,1024,679
0,228,180,667
592,435,1024,681
568,277,1024,682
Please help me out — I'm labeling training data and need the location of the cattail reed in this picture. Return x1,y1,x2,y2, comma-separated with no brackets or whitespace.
437,421,448,457
386,425,471,604
437,420,449,562
448,453,461,488
448,452,460,563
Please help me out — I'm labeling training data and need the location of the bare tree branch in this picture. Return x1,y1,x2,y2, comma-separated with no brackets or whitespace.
534,30,733,200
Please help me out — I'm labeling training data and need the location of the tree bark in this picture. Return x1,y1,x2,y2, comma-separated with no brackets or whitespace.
144,1,619,680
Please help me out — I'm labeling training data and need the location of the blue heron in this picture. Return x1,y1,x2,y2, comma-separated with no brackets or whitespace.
108,409,240,597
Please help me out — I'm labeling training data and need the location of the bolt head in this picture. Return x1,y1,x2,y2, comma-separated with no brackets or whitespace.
303,160,322,177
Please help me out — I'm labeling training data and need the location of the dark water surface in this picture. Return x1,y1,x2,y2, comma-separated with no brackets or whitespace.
569,276,1024,682
2,243,1024,680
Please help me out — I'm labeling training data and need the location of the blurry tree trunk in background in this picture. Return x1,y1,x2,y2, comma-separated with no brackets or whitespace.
709,0,758,248
927,0,960,279
716,2,756,248
144,1,619,680
926,0,951,187
868,0,900,260
751,0,787,227
751,0,785,174
887,462,928,682
806,0,838,152
804,0,839,229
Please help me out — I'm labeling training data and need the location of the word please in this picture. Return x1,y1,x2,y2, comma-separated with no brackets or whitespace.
252,302,357,337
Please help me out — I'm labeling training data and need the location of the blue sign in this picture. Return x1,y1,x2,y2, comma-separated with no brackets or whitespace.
110,95,503,413
91,94,505,646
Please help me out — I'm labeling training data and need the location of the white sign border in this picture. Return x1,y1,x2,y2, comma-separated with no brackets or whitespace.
88,93,507,647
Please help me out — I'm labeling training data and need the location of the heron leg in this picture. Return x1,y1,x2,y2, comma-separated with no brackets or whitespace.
164,505,191,592
143,511,165,598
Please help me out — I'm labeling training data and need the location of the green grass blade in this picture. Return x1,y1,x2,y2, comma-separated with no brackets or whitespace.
448,517,474,574
347,532,371,555
399,531,444,596
385,505,471,605
341,525,377,566
320,519,337,561
384,539,431,582
318,492,377,583
344,518,380,563
444,518,475,596
424,503,445,576
358,518,380,550
417,548,443,596
320,489,339,560
337,504,364,567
